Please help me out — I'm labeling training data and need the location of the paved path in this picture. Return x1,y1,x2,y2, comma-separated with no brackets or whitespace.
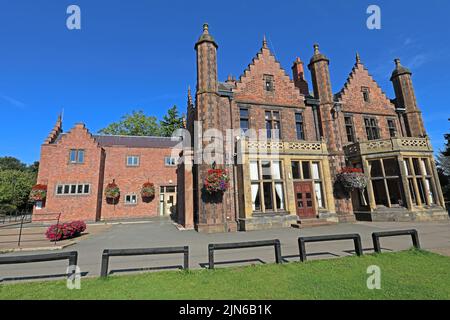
0,224,111,252
1,219,449,282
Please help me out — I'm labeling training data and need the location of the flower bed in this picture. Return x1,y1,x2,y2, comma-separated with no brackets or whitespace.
141,182,155,199
45,220,87,242
29,184,47,202
204,169,230,194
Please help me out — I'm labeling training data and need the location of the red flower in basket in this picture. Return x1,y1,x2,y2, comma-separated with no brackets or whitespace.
141,182,155,199
204,169,230,194
29,184,47,202
105,182,120,200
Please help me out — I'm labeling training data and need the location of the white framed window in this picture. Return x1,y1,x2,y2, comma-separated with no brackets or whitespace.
127,155,140,167
35,201,43,210
125,194,138,205
164,157,177,166
56,183,90,195
249,160,285,213
69,149,85,164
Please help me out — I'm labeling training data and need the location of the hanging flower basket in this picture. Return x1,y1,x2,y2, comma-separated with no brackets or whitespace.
105,182,120,201
141,182,155,199
336,167,368,192
29,184,47,202
204,169,230,194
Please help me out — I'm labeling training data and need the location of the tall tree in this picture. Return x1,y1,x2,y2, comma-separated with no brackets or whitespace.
0,170,36,213
160,105,185,137
437,119,450,202
98,110,160,136
0,156,27,171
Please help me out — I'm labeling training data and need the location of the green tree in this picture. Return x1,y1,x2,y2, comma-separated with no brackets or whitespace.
0,156,27,171
27,161,39,174
0,170,36,213
437,119,450,202
98,110,161,136
160,105,185,137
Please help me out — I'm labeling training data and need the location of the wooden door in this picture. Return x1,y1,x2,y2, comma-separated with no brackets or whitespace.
294,181,316,219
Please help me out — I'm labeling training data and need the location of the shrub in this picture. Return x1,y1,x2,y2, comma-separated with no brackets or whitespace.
45,220,87,241
0,203,17,215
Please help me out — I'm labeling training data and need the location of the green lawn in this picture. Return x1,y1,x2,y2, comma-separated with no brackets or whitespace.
1,249,450,300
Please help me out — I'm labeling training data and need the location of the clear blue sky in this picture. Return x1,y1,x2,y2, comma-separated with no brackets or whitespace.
0,0,449,164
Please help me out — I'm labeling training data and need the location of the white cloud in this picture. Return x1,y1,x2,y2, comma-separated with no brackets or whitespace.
0,93,26,109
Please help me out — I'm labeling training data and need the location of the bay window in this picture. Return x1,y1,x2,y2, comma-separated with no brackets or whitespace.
249,160,285,213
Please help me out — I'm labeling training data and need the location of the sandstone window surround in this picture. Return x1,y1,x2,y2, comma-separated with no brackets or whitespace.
291,160,325,209
56,183,90,196
387,118,398,138
361,86,370,103
403,157,437,206
239,107,249,134
265,110,281,140
264,74,274,92
69,149,85,164
364,117,380,140
344,115,356,143
126,155,140,167
295,112,305,140
250,160,285,213
369,158,404,208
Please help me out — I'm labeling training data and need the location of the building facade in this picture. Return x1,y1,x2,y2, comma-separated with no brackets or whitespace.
34,120,180,222
35,24,448,231
177,24,448,233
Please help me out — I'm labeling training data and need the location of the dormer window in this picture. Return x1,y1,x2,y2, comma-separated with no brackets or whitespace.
362,87,370,103
264,75,274,92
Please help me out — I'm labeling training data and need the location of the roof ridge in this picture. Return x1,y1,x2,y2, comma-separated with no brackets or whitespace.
94,134,177,139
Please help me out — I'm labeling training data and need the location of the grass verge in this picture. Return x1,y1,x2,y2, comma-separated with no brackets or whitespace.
1,249,449,300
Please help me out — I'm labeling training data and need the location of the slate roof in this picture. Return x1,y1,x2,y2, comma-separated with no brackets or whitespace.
94,135,181,148
54,133,180,148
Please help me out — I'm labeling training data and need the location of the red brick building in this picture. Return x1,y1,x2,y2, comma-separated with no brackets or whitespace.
177,24,448,232
35,24,448,231
35,121,180,222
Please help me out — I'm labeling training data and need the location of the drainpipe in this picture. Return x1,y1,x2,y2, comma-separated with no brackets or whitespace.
228,95,240,230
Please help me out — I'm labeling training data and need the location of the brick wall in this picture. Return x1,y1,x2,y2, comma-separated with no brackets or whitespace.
35,124,103,222
100,146,178,220
35,123,179,222
337,62,401,143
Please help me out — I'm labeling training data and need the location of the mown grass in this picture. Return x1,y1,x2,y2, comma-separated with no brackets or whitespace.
1,249,450,300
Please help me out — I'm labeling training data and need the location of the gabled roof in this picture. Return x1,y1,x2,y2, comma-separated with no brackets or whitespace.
232,39,304,106
335,55,393,107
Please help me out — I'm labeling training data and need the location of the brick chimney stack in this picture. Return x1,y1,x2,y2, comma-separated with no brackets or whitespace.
292,57,309,96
